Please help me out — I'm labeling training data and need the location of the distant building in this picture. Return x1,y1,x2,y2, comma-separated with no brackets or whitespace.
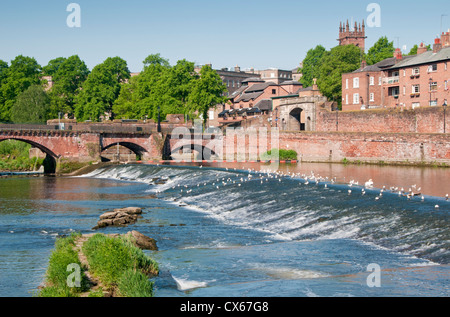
342,32,450,111
253,68,294,85
338,20,367,52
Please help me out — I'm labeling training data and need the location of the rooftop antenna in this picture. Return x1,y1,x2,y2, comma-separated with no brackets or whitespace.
441,14,448,34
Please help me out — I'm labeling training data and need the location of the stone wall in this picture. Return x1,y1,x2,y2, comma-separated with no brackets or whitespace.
316,106,450,134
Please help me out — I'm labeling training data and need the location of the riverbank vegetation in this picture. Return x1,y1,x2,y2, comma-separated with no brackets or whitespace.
37,232,158,297
261,148,298,161
0,140,44,172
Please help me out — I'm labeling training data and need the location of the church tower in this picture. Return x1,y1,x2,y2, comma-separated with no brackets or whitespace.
338,20,367,52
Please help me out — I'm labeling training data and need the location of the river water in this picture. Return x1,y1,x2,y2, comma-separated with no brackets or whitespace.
0,162,448,297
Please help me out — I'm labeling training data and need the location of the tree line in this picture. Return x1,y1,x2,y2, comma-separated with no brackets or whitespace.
0,54,227,125
298,36,432,108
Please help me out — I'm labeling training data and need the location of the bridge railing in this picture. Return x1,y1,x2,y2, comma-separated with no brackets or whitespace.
0,123,191,134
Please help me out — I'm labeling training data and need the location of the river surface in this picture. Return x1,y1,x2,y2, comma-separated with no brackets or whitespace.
0,162,449,297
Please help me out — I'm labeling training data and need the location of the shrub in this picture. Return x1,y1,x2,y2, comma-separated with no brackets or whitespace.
82,234,158,296
261,148,297,161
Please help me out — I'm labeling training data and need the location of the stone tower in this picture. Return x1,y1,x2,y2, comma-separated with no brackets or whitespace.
338,20,367,52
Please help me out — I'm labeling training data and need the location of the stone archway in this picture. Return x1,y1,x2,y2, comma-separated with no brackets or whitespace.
288,108,305,131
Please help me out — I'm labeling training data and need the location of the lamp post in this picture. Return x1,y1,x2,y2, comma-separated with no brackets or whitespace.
157,106,161,133
444,100,448,133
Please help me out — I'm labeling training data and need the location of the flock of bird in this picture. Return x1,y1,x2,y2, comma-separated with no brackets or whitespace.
165,165,449,209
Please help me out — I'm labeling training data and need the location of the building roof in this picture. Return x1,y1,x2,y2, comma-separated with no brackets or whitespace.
254,99,272,111
244,82,277,93
241,77,265,83
235,91,264,102
386,46,450,69
279,80,303,86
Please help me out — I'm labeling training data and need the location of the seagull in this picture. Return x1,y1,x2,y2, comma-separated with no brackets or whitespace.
435,205,439,209
446,194,449,201
365,179,374,188
348,189,352,195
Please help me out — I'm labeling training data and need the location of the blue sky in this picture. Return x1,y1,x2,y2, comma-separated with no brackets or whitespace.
0,0,449,72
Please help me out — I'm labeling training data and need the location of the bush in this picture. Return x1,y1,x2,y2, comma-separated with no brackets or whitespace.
261,148,297,161
38,233,89,297
117,269,154,297
82,234,158,296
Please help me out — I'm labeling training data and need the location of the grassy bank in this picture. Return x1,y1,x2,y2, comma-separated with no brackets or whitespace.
0,140,44,172
38,233,158,297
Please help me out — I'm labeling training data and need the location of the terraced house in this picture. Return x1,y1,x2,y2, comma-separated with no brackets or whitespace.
343,31,450,111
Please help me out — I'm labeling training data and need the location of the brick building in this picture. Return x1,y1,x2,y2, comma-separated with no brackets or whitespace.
342,31,450,111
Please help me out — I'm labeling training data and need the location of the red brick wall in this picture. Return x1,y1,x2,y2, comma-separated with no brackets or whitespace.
277,131,450,164
316,106,450,133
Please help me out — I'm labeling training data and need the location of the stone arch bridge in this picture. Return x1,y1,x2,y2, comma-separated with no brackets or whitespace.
0,124,235,173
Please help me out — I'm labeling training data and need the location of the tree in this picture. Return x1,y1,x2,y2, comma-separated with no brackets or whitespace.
407,44,432,55
366,36,394,65
11,85,51,123
317,45,362,107
42,57,67,76
187,64,227,127
0,55,41,122
143,53,170,68
74,57,130,121
50,55,90,116
299,45,326,87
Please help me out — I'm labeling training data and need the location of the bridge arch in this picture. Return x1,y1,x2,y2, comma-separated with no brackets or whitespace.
101,142,148,162
0,138,58,173
169,144,216,161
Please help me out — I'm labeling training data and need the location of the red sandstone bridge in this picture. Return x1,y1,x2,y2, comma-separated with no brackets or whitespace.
0,123,228,173
1,123,449,173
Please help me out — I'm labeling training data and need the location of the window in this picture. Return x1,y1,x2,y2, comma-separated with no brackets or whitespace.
379,77,382,85
272,89,276,94
403,86,406,95
412,102,420,109
412,85,420,93
270,73,275,78
370,93,374,102
403,70,406,77
445,80,448,91
209,110,215,120
353,77,359,88
388,87,400,96
430,100,438,106
428,64,438,72
346,94,349,105
353,93,360,104
412,67,420,75
346,79,349,89
370,77,374,85
429,82,437,91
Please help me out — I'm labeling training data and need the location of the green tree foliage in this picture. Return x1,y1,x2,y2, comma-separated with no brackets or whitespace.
0,55,41,122
187,64,227,126
299,45,326,87
114,55,226,124
49,55,90,115
75,57,130,121
11,84,51,123
317,45,362,106
407,44,432,56
42,57,67,76
366,36,394,65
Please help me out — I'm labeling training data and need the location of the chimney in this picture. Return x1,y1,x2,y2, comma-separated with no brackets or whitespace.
393,48,403,60
417,42,428,54
361,60,367,69
441,30,450,47
433,38,442,53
